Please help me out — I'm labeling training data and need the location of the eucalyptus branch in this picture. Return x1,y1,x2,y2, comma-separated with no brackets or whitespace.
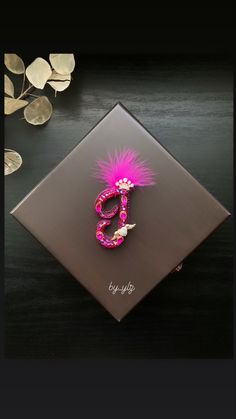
20,71,26,95
4,53,75,175
17,84,34,100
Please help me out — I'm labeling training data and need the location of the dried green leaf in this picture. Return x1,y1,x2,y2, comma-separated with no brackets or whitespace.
4,74,14,97
4,149,23,175
4,54,25,74
24,96,52,125
5,97,28,115
47,70,71,91
26,58,52,89
49,54,75,75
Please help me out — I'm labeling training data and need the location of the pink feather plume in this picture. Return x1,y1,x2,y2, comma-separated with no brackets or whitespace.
95,148,155,187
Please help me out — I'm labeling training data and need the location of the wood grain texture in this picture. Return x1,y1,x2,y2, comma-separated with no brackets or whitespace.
5,55,233,358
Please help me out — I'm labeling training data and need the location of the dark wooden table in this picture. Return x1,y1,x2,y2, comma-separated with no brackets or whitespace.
5,55,233,358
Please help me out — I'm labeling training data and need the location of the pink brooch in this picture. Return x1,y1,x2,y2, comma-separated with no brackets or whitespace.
94,149,155,249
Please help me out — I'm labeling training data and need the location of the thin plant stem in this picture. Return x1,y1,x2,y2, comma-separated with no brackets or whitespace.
27,93,40,98
17,84,33,100
20,72,26,95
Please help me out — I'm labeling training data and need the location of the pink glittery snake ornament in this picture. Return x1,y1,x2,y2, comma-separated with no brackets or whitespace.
94,149,155,249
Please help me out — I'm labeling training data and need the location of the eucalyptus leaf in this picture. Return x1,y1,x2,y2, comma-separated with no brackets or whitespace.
4,54,25,74
5,97,28,115
26,58,52,89
4,74,14,97
47,70,71,91
4,149,23,175
49,54,75,75
24,96,52,125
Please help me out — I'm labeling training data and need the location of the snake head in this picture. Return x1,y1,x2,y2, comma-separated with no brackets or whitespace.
112,224,136,240
126,224,136,230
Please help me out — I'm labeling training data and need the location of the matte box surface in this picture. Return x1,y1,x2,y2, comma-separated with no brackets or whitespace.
11,103,230,320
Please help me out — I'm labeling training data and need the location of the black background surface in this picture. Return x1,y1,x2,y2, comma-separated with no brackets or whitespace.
4,54,233,358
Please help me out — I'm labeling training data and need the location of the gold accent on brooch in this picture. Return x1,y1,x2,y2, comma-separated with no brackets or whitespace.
112,224,136,240
115,178,134,190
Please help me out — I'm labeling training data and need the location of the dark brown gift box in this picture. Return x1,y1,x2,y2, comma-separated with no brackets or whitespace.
11,103,230,321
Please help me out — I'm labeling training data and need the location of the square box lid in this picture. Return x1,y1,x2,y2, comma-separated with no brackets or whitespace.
11,103,230,321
